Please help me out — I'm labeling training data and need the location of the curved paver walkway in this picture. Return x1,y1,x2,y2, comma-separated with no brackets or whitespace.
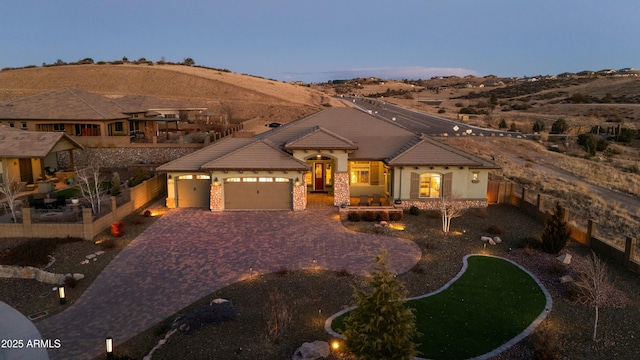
35,204,421,360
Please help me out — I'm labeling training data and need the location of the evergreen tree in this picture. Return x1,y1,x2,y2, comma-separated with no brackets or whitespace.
499,118,508,129
343,251,418,360
540,202,572,254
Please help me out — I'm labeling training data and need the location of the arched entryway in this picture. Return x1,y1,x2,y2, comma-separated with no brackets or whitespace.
305,155,335,193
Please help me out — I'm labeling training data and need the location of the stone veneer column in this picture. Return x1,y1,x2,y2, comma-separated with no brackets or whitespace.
333,172,350,207
210,184,223,211
293,182,307,211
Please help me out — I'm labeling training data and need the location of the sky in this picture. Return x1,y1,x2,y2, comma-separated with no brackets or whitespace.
1,0,639,83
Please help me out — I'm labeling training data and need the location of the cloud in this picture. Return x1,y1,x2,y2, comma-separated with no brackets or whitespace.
283,66,479,82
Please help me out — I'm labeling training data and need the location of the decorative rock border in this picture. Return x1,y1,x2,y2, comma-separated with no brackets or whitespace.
0,265,83,285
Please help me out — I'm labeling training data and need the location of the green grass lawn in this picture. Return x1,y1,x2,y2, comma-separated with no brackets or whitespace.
331,255,548,359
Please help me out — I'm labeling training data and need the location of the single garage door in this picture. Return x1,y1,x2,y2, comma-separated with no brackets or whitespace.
177,177,211,208
224,178,292,210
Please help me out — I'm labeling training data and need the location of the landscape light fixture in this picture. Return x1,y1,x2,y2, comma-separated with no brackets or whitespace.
331,340,340,351
58,286,66,305
105,336,113,359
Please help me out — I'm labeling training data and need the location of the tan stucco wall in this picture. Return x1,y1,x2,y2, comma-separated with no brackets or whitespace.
392,166,489,200
291,149,349,172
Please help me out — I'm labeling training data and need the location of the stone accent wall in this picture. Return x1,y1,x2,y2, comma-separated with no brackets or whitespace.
398,199,488,210
58,147,198,169
293,182,307,211
210,184,223,211
333,172,350,207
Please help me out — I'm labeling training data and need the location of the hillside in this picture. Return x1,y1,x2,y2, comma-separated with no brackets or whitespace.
0,64,345,124
314,75,640,132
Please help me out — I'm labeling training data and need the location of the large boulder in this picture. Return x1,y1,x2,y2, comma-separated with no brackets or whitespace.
292,341,330,360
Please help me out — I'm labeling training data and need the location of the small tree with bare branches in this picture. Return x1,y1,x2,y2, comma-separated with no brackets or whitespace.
439,196,468,233
572,251,608,341
75,165,106,215
0,176,25,222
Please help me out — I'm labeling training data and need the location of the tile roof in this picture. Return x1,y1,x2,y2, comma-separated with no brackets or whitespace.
158,107,499,172
387,136,499,168
0,88,205,121
259,108,417,160
157,137,255,172
284,126,357,150
0,126,84,158
201,140,309,171
0,88,129,120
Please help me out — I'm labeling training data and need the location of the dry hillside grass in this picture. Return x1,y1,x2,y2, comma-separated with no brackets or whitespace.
0,64,345,124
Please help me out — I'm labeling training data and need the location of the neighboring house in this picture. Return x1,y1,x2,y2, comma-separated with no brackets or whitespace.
157,107,498,211
0,126,84,185
0,88,206,147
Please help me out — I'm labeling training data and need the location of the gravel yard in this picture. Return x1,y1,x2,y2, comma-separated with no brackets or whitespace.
2,203,639,360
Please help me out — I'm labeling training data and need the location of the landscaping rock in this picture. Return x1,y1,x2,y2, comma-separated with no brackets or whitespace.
560,275,574,284
85,254,96,260
489,239,497,245
493,236,502,244
379,221,388,226
480,236,493,242
95,251,105,256
73,273,85,281
292,340,330,360
556,253,572,265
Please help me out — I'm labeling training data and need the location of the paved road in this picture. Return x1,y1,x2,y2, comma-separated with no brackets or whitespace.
35,204,421,360
340,96,512,137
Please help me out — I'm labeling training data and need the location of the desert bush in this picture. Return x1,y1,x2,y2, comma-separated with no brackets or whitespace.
532,119,546,133
111,172,121,196
265,288,291,344
438,108,446,114
551,118,568,134
376,211,390,221
276,267,289,276
111,221,125,237
128,170,153,187
347,212,362,222
389,211,403,221
487,224,504,235
518,237,542,249
530,322,562,360
64,275,78,289
362,211,378,222
499,119,508,129
540,203,571,254
0,237,79,267
408,206,420,216
143,210,152,217
337,268,351,277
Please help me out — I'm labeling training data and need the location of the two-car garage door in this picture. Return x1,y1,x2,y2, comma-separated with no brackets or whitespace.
224,178,292,210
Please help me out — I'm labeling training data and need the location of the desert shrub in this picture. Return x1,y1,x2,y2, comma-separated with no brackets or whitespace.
64,275,78,289
377,211,390,222
409,206,420,216
437,109,446,114
532,119,546,133
499,119,508,129
518,237,542,249
110,172,121,196
265,288,291,344
337,268,351,277
487,224,504,235
540,203,572,254
347,212,362,222
128,170,153,187
551,118,568,134
0,237,80,267
389,211,403,221
411,263,424,274
530,322,562,360
143,210,152,217
111,221,125,237
276,267,289,276
362,211,377,222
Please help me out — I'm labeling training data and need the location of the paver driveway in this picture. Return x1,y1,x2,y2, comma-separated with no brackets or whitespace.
36,204,421,360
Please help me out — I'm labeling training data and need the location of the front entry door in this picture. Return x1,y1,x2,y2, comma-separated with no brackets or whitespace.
314,163,324,191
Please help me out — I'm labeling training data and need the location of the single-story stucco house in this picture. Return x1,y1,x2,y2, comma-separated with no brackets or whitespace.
157,107,498,211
